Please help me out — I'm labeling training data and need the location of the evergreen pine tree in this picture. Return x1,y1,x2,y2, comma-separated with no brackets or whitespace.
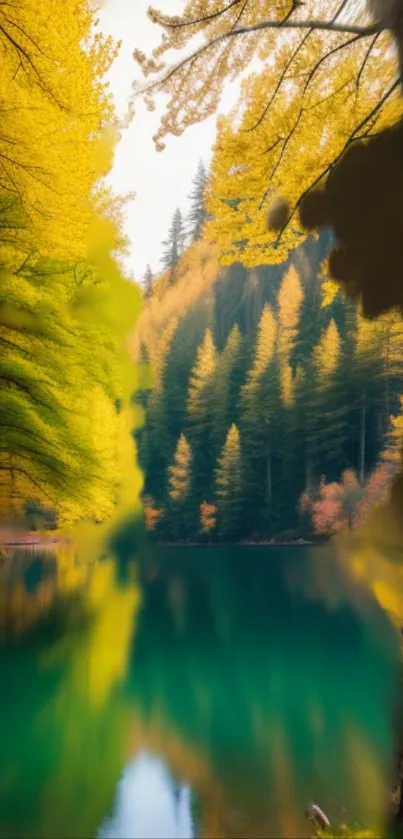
352,312,386,484
241,305,282,536
303,319,348,487
168,433,192,503
376,310,403,436
187,328,218,502
161,208,186,285
212,323,243,456
145,318,179,503
187,328,217,421
215,424,242,539
385,396,403,465
167,433,194,539
143,264,154,301
277,265,304,407
187,158,209,242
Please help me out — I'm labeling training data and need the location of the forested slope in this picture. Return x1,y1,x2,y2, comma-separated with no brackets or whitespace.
134,231,403,542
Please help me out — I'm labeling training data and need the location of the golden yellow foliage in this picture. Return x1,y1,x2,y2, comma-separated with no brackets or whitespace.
199,500,217,533
188,329,217,419
0,3,143,529
168,433,192,503
244,303,277,386
0,0,120,262
387,396,403,464
133,2,402,265
280,362,294,408
143,495,164,531
277,266,303,406
321,280,341,308
277,267,304,352
314,319,341,382
131,240,221,370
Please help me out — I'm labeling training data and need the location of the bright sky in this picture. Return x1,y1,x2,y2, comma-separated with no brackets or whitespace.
98,0,242,285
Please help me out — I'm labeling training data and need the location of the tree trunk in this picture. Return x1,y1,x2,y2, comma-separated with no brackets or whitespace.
359,392,367,486
267,436,272,536
305,457,313,493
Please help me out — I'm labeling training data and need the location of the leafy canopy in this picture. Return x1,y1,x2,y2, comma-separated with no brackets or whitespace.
0,1,142,526
133,1,402,264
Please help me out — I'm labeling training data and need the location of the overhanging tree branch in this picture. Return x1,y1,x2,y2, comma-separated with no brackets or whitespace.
154,0,244,28
272,76,400,243
245,28,312,132
133,17,379,95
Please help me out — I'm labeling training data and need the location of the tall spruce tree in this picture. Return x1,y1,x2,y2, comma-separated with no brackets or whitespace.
167,433,194,539
187,158,209,242
168,433,192,503
277,266,304,407
212,323,243,457
143,265,154,301
304,319,348,488
276,266,305,523
215,424,242,539
161,208,186,285
241,305,281,536
352,312,386,485
187,328,217,503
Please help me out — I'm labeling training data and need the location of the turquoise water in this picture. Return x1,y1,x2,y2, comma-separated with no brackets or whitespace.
0,544,399,838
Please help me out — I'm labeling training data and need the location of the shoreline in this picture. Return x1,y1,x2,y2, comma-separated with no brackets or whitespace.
152,539,328,547
0,534,69,550
0,536,329,551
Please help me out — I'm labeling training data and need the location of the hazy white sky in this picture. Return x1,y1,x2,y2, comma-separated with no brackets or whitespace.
98,0,241,284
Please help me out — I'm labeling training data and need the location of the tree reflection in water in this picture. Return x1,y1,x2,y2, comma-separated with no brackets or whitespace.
122,545,399,839
0,544,399,839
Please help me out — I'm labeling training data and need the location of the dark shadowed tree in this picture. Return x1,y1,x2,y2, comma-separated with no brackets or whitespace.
187,158,209,242
143,264,154,301
161,208,186,286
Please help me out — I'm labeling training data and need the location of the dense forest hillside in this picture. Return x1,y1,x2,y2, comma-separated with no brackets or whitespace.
133,228,403,543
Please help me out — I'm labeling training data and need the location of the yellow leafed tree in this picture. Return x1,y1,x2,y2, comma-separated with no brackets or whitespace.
0,0,120,261
243,303,277,390
133,1,402,265
277,266,303,406
314,319,341,385
187,328,217,420
0,2,142,527
168,433,192,503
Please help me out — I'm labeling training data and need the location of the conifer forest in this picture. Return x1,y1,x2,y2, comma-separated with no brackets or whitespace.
134,174,403,543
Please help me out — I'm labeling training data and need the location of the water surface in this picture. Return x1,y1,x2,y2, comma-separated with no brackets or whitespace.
0,544,399,838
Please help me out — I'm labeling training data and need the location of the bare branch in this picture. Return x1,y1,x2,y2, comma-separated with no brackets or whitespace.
133,18,379,96
273,77,400,242
264,136,283,155
1,12,46,58
259,77,352,209
0,22,67,110
153,0,243,28
331,0,351,23
230,0,249,30
0,464,54,502
355,31,381,94
245,28,312,132
259,108,304,209
301,32,362,94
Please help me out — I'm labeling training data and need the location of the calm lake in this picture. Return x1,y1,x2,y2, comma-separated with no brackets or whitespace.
0,544,400,838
